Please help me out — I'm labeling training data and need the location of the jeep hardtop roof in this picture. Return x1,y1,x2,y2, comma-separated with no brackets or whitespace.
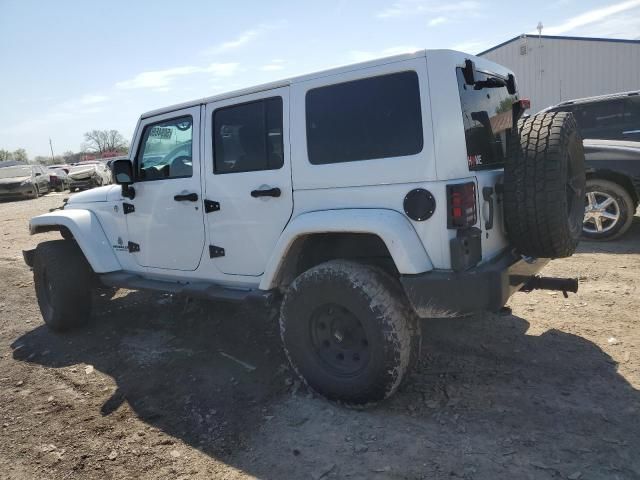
141,49,506,120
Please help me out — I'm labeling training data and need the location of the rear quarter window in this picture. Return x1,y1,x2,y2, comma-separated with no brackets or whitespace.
305,71,423,165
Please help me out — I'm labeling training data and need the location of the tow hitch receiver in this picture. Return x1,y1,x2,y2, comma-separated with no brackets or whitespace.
521,276,579,298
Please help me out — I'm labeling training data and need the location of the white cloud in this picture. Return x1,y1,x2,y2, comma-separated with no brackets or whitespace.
260,59,285,71
450,40,494,54
209,29,261,54
79,94,109,105
428,16,447,27
541,0,640,35
376,0,479,19
115,63,239,91
348,46,420,63
202,22,285,55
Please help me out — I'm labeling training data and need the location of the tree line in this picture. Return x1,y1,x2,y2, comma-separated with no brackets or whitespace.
0,129,128,166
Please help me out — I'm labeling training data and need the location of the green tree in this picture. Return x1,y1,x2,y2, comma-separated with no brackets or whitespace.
0,149,11,162
12,148,28,162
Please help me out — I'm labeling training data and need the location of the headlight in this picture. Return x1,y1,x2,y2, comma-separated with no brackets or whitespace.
20,180,33,186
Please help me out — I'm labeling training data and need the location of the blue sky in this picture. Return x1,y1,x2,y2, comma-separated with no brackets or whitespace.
1,0,639,157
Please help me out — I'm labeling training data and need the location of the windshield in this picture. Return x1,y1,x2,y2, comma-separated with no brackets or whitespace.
457,68,518,170
0,166,31,179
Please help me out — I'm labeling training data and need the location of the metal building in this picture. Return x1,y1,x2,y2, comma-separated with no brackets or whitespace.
478,35,640,113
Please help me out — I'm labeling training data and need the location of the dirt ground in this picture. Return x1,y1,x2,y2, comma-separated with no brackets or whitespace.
0,193,638,480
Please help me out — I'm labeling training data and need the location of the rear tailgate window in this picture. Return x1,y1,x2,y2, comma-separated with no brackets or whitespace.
456,68,518,170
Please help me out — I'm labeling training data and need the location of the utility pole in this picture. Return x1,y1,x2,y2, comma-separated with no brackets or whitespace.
49,138,55,164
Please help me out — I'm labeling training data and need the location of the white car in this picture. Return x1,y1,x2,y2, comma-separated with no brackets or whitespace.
24,50,585,404
67,161,111,191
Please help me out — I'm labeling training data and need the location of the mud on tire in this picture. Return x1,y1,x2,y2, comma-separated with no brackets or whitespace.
504,111,586,258
280,260,419,405
34,240,93,332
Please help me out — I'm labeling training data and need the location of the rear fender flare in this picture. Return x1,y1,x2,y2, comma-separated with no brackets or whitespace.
260,209,432,290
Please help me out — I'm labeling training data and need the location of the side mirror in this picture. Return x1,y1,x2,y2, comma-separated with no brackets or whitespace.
112,159,133,185
35,172,41,176
112,159,135,199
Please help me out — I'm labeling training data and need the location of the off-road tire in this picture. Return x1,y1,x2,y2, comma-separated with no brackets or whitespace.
280,260,418,405
583,179,635,241
33,240,93,332
504,111,585,258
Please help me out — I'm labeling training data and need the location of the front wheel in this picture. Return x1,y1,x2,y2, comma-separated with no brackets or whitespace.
583,179,635,241
33,240,93,331
280,260,419,405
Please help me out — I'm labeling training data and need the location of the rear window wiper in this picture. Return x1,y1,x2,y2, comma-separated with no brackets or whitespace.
473,77,507,90
463,59,517,94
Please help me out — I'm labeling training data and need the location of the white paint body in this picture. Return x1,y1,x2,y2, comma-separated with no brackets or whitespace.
30,49,514,291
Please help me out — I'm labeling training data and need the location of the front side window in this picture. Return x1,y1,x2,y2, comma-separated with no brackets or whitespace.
136,116,193,181
305,71,423,165
213,97,283,174
457,68,517,170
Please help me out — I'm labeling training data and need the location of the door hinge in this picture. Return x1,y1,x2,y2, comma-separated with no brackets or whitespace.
209,245,225,258
123,203,135,214
204,199,220,213
128,241,140,253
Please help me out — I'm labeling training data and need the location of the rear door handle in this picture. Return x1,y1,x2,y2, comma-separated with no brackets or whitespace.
174,192,199,202
251,187,281,198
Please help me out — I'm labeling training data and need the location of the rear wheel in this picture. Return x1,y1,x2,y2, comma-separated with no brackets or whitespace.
280,260,418,404
33,240,93,332
583,179,635,241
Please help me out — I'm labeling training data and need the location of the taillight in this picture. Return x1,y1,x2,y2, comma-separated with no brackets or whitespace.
447,182,477,229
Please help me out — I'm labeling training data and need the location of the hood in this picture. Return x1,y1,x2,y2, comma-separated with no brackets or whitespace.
0,176,31,185
583,139,640,161
66,185,118,204
68,166,97,179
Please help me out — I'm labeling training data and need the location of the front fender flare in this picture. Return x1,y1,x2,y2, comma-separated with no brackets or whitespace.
260,209,432,290
29,210,121,273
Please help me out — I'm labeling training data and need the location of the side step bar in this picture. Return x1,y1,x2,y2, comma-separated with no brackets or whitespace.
98,272,275,305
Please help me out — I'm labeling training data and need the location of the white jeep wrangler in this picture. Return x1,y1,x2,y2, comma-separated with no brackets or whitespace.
24,50,585,404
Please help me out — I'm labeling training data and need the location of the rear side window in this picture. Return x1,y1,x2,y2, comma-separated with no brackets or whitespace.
305,71,423,165
213,97,283,174
456,68,517,170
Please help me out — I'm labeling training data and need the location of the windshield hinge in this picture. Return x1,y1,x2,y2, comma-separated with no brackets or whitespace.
209,245,225,258
204,199,220,213
123,203,135,214
128,241,140,253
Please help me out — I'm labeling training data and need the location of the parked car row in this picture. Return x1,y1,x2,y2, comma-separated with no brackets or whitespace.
0,159,114,200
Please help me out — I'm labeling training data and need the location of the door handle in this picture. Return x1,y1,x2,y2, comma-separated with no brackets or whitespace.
174,192,199,202
251,187,281,198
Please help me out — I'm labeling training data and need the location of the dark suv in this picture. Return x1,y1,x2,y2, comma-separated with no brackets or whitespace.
546,91,640,240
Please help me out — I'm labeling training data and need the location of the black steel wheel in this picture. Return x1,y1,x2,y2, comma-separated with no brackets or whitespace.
280,260,419,405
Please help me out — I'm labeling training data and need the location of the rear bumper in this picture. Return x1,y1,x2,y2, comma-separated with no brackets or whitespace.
400,250,549,317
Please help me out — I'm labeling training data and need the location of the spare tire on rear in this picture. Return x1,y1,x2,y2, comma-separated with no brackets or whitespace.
503,111,585,258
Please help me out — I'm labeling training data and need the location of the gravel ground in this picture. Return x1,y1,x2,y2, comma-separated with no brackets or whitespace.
0,193,639,480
